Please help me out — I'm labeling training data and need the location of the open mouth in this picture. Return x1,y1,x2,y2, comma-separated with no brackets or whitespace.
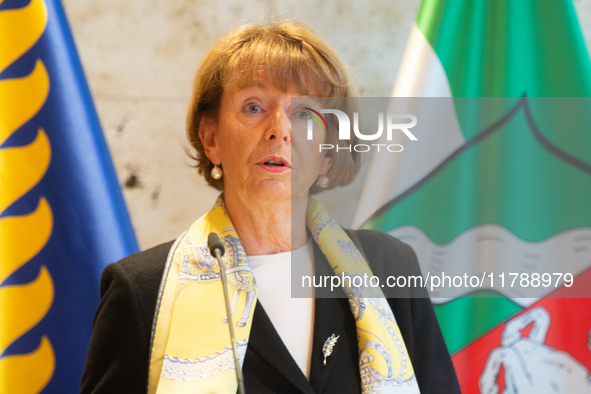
264,159,285,167
258,156,290,172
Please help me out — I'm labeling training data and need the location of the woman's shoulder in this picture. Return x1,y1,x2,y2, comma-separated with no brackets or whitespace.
113,240,175,271
82,241,175,393
346,228,423,297
353,229,414,253
348,229,418,269
99,241,174,321
103,240,174,289
96,241,175,345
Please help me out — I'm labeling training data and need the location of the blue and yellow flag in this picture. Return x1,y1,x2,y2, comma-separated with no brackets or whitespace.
0,0,138,392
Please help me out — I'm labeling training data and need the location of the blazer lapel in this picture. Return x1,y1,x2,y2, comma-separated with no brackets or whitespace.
309,243,358,394
246,300,314,393
309,297,346,393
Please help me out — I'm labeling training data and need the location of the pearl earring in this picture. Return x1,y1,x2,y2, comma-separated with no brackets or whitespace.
211,164,223,180
317,175,329,188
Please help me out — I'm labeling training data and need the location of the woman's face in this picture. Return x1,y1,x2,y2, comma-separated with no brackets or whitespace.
200,73,332,205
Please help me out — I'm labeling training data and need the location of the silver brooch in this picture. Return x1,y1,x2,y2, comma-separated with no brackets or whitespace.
322,334,340,365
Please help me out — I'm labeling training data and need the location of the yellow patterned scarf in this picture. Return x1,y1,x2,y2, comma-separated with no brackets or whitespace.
148,196,420,394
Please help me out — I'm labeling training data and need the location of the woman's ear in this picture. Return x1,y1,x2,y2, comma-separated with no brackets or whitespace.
320,155,333,176
199,116,221,165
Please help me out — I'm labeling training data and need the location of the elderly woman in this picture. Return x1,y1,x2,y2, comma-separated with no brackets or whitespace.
81,21,460,394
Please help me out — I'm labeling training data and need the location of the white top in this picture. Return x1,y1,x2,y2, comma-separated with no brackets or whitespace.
247,239,315,379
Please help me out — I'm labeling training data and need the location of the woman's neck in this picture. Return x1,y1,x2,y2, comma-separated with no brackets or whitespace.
223,191,308,256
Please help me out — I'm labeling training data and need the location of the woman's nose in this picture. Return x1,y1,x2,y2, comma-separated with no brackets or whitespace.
266,107,291,143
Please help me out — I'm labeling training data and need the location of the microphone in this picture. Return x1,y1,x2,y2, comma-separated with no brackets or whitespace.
208,232,226,258
207,232,246,394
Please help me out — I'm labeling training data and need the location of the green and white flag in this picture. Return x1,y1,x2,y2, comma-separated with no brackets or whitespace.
354,0,591,392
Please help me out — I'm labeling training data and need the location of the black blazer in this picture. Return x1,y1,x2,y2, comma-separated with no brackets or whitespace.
81,229,460,393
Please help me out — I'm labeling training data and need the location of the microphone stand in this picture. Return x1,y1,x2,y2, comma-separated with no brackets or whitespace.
210,238,246,394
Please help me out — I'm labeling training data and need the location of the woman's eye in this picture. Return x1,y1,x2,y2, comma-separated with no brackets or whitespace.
243,103,262,113
297,110,312,119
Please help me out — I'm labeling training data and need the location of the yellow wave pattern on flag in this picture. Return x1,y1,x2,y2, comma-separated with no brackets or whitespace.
0,0,56,392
